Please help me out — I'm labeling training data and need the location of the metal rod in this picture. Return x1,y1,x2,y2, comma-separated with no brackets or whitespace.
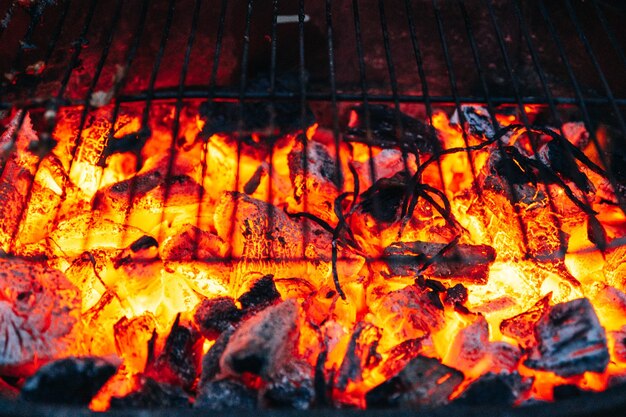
193,0,229,259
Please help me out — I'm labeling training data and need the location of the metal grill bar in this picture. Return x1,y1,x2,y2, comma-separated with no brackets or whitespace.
193,0,228,260
538,0,626,214
157,0,203,243
592,0,626,71
6,0,99,253
119,0,176,247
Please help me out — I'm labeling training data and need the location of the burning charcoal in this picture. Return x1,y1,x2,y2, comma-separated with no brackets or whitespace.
369,284,445,343
160,224,225,261
365,356,463,408
336,322,382,389
0,257,80,376
478,147,545,205
500,293,552,350
603,246,626,291
450,105,496,139
244,162,268,195
358,171,409,223
20,356,120,405
537,138,594,193
200,327,235,385
611,326,626,363
288,139,340,219
194,297,242,339
114,314,157,372
524,298,609,377
113,235,159,268
383,241,496,283
345,104,439,154
562,122,589,149
352,149,417,191
195,378,257,411
48,213,149,257
220,299,299,379
238,274,281,312
454,372,530,406
146,314,202,390
380,339,424,378
214,191,331,260
444,284,468,306
109,375,192,409
260,359,315,409
448,315,490,372
94,169,202,233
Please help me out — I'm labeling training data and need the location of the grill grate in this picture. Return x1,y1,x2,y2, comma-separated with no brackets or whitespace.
0,0,624,258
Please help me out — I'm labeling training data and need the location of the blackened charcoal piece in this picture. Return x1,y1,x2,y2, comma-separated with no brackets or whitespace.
358,171,409,223
20,357,119,405
365,356,463,409
261,359,315,410
500,293,552,350
524,298,609,377
200,327,235,385
195,379,257,411
197,72,315,140
345,104,439,154
146,315,202,390
450,105,495,139
553,384,592,401
383,241,496,284
194,297,242,339
454,372,529,406
220,299,298,379
98,127,151,168
238,274,281,312
0,378,18,400
109,375,192,409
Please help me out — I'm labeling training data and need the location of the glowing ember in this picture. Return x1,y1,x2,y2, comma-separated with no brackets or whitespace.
0,101,625,410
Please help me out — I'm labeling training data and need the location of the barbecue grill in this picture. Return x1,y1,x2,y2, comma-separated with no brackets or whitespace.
0,0,625,415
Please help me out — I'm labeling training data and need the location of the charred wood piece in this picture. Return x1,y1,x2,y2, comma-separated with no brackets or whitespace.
109,375,192,409
383,241,495,283
220,299,299,379
288,139,341,206
524,298,609,377
345,104,439,155
195,378,257,411
145,314,202,390
365,356,463,408
500,293,552,350
238,274,281,313
194,297,242,340
20,356,119,405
